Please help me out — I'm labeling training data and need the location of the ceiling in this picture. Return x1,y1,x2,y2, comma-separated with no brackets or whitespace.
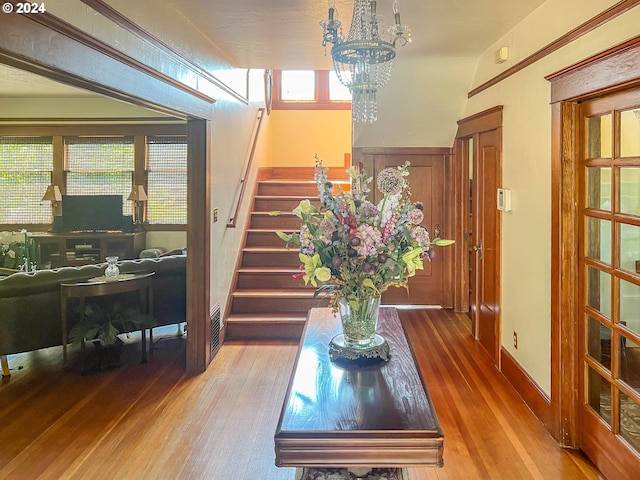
165,0,547,69
0,0,547,96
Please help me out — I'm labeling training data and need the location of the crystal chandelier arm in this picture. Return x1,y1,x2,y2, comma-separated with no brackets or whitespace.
320,0,343,49
389,0,411,46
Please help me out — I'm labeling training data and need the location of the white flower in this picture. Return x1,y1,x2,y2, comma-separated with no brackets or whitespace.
376,167,405,195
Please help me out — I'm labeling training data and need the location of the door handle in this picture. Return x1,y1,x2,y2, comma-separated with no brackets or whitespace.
434,224,441,239
471,240,483,260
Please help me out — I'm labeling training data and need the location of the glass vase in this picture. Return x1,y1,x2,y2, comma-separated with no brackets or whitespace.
338,295,382,348
104,256,120,279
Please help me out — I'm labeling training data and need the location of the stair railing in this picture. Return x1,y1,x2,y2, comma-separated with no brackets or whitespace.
227,107,266,228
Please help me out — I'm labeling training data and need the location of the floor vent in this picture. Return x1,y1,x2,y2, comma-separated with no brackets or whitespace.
210,302,221,358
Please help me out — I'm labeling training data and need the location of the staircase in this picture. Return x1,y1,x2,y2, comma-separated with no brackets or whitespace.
225,168,349,341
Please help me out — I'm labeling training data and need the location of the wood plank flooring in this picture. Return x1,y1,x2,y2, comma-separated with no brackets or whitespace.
0,310,605,479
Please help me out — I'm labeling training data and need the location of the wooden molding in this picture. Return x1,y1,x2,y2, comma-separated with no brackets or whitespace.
546,35,640,102
468,0,640,98
355,147,453,156
455,106,503,138
0,13,211,119
21,8,215,105
186,118,211,374
79,0,248,104
0,117,181,124
501,347,553,429
0,124,187,136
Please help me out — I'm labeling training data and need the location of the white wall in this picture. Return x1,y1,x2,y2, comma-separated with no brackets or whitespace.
210,69,269,319
462,0,640,394
353,57,478,148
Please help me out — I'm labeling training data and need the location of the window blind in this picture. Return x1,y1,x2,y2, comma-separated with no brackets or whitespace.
146,135,187,224
65,136,134,215
0,136,53,224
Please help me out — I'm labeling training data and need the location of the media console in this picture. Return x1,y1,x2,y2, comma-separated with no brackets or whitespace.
31,231,146,269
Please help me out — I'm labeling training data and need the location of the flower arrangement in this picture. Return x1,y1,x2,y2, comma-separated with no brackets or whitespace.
275,157,453,310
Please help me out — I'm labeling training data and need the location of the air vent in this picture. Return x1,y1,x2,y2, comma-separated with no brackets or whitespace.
210,302,221,359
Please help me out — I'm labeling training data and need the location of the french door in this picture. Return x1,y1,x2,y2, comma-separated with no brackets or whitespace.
579,89,640,474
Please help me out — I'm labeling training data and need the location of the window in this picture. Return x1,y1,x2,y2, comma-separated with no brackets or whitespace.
146,136,187,224
281,70,316,101
0,136,53,223
64,136,135,216
329,71,351,101
0,127,187,229
273,70,351,110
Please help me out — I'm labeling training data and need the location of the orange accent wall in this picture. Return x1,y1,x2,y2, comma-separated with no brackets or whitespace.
268,110,351,168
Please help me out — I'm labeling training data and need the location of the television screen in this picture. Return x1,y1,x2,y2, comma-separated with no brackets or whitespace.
61,195,123,232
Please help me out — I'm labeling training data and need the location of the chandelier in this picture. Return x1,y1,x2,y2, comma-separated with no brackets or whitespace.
321,0,411,123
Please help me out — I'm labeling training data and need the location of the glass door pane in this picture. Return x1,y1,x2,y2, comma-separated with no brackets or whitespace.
619,109,640,158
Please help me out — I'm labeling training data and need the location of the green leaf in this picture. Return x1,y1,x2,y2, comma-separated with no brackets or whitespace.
433,238,455,246
362,278,379,294
269,211,283,216
275,230,292,243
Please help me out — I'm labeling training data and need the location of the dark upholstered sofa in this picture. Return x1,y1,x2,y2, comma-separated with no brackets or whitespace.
0,255,186,375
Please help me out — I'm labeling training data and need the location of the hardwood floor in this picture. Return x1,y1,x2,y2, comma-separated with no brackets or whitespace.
0,310,604,479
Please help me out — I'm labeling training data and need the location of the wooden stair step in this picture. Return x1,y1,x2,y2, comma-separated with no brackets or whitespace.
258,180,320,196
241,248,301,267
244,229,295,247
250,212,301,229
230,289,329,314
225,313,307,341
236,267,311,289
253,196,320,212
232,289,319,298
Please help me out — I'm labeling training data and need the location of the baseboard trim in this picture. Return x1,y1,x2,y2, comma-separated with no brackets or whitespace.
500,347,552,429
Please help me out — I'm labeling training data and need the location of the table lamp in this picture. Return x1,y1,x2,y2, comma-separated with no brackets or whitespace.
127,184,147,227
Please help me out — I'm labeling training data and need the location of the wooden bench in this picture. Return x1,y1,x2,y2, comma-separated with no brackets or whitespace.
275,307,444,476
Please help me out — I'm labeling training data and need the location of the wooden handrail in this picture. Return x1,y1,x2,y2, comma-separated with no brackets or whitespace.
227,108,266,228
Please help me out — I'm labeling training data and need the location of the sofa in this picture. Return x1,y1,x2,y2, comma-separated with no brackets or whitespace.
0,254,186,375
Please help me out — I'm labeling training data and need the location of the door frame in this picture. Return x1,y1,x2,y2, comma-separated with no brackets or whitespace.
0,12,214,374
453,107,503,361
546,35,640,457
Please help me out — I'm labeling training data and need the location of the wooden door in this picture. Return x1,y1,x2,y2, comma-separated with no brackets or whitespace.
353,148,453,306
473,129,502,362
578,90,640,477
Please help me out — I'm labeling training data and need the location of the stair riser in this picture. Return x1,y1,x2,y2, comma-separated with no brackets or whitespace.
241,251,301,267
253,197,321,212
250,215,301,229
236,272,312,289
258,183,319,196
231,296,328,314
245,231,289,247
225,322,304,341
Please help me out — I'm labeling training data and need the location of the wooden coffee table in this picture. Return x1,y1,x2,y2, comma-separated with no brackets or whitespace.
274,307,444,474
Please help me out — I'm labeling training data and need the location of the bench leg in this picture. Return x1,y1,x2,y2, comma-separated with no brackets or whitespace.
1,355,10,377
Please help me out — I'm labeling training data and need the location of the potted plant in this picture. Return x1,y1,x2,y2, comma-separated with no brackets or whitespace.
69,301,156,371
